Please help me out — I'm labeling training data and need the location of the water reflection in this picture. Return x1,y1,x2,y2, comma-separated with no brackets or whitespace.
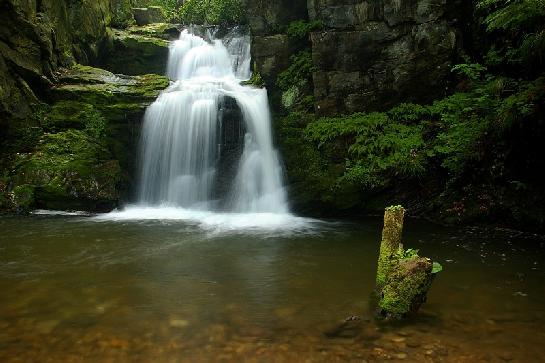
0,215,544,362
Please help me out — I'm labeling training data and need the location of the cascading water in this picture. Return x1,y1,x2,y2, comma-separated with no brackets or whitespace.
137,28,288,215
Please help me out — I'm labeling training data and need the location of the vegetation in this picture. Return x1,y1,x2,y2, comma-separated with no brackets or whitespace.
146,0,180,21
178,0,246,25
241,63,265,88
278,0,545,230
478,0,545,72
277,51,315,111
275,21,323,112
0,65,168,213
284,20,324,40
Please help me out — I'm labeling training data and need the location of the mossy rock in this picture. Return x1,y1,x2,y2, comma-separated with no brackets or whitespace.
377,257,435,319
42,101,106,137
10,130,123,212
99,29,170,75
51,65,169,122
126,23,180,40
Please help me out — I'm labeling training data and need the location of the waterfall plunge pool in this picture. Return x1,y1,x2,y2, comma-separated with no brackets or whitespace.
1,214,544,362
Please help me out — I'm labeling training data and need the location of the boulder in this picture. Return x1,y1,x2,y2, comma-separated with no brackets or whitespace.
99,29,170,76
378,257,435,319
133,7,166,26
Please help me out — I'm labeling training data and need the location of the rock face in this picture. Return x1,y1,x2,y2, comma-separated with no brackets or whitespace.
309,0,459,115
2,65,168,212
245,0,461,116
0,0,113,122
0,0,140,124
242,0,309,110
99,27,171,76
0,1,176,212
243,0,309,36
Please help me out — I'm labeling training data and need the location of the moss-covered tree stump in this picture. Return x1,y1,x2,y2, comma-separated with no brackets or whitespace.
374,206,442,319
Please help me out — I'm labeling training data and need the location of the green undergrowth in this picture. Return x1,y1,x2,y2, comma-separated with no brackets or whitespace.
279,73,545,229
178,0,246,25
276,18,317,113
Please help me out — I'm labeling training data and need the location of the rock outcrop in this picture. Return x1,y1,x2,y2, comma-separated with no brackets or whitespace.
0,0,139,123
245,0,462,116
99,26,174,76
0,1,175,212
309,0,459,115
1,65,168,212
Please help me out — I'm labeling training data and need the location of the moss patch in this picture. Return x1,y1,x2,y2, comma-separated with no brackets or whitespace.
378,257,435,318
1,64,168,213
11,130,122,211
99,30,170,75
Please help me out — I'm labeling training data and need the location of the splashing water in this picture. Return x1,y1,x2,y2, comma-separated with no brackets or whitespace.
105,28,294,228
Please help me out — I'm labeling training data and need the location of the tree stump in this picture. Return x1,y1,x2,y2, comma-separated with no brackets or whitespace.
376,205,405,288
374,205,441,319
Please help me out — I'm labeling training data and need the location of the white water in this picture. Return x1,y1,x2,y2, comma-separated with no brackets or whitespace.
102,28,295,229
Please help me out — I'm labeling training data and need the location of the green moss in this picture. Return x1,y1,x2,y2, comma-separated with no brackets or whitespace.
378,258,434,317
126,23,174,39
43,101,106,138
277,51,314,109
281,86,299,109
241,64,265,88
10,130,122,210
52,65,168,110
376,206,406,287
284,20,324,40
386,205,405,212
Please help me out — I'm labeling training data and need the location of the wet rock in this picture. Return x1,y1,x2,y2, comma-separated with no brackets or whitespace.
4,64,169,212
125,23,181,40
324,316,363,339
99,29,169,76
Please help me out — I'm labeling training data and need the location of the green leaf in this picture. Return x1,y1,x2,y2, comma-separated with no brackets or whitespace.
432,262,443,274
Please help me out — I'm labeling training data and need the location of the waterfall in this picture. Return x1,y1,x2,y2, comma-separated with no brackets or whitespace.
137,28,288,214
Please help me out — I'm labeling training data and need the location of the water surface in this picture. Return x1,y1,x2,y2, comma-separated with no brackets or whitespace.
1,214,544,362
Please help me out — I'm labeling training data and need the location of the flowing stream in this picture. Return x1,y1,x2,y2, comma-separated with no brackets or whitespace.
129,28,288,223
